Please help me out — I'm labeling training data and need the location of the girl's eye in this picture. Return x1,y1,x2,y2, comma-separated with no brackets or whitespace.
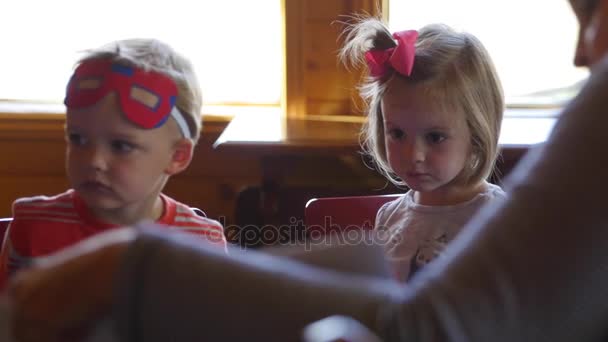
388,128,405,140
426,132,446,144
111,140,136,154
67,133,86,146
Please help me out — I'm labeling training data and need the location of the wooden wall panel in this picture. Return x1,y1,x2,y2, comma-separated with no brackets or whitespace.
306,99,353,117
285,0,381,117
304,22,344,67
0,177,69,217
0,141,65,176
305,69,352,100
304,0,351,20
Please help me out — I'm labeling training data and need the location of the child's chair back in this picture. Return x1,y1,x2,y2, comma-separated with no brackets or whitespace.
0,218,11,243
305,194,401,235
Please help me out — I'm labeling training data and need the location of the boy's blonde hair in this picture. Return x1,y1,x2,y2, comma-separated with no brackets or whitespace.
76,38,203,143
339,17,504,187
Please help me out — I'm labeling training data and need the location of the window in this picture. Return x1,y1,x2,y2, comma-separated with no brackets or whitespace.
0,1,283,109
389,0,588,109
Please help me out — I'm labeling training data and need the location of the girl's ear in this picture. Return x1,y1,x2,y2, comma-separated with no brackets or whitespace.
165,139,194,175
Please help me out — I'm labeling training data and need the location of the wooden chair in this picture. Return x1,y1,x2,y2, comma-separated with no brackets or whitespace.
0,218,11,242
304,194,401,235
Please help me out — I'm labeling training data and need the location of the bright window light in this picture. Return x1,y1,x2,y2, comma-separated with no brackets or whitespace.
389,0,588,108
0,0,283,107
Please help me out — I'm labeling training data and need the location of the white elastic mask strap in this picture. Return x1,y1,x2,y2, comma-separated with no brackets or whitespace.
170,107,192,140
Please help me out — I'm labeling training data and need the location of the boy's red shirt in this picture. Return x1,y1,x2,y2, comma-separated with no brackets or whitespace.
0,189,226,289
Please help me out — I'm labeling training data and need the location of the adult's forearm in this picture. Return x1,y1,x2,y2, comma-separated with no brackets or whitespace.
112,229,401,341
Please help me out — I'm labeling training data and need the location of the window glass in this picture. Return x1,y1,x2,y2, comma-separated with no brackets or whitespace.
389,0,588,108
0,1,283,106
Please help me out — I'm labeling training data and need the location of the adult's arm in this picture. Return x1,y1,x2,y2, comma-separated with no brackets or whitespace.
112,230,401,341
383,58,608,341
112,59,608,342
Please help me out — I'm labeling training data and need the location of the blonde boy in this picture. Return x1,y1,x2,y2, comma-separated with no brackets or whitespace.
0,39,225,286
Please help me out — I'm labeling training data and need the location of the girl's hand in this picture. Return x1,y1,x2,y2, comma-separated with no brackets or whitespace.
8,228,136,342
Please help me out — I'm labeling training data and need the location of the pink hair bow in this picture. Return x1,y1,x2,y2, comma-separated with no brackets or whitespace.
365,30,418,78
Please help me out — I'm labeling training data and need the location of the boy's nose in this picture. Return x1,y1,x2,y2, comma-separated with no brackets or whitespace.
85,146,108,171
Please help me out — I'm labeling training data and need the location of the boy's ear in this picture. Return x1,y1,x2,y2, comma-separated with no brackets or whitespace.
165,139,194,175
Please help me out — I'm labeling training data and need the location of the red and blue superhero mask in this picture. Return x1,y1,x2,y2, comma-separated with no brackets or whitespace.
64,58,191,139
